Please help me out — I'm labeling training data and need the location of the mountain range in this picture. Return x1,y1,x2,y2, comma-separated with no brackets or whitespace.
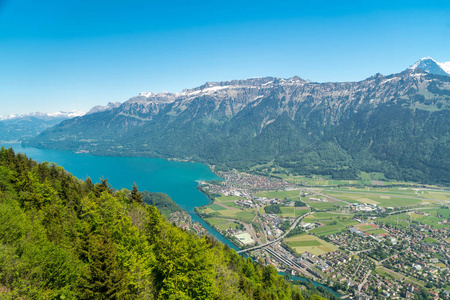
26,58,450,184
0,111,85,143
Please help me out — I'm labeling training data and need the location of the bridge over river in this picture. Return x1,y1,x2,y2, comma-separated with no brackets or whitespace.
237,209,311,254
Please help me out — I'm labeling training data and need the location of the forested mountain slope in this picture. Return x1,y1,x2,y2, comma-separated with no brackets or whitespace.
0,147,330,299
27,69,450,183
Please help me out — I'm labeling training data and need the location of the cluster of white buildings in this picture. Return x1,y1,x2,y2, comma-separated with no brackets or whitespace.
352,203,378,212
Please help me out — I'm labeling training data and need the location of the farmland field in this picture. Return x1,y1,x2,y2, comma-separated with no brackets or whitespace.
198,207,216,214
234,211,256,222
254,189,301,200
279,206,295,217
274,173,362,186
205,218,241,231
217,208,255,221
418,208,450,218
208,203,227,211
284,234,338,256
318,187,450,207
288,240,322,247
378,209,449,229
303,212,354,223
215,194,244,202
199,202,256,223
378,213,411,227
309,219,359,237
219,201,242,209
355,224,378,231
303,201,343,210
368,229,388,235
303,211,358,236
309,224,347,236
319,189,424,207
276,206,310,218
408,212,448,229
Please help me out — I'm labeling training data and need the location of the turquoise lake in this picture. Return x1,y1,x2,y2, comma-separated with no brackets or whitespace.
7,143,239,250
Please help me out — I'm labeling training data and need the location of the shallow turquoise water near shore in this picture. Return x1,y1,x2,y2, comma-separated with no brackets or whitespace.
7,143,239,250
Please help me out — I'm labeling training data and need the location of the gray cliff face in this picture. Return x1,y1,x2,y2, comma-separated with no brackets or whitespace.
90,70,427,126
108,69,437,129
86,102,121,115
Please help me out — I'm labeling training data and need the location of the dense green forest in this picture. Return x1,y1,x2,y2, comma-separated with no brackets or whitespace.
0,147,328,299
141,191,182,217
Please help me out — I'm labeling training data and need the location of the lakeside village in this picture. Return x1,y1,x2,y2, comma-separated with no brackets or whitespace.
168,210,207,236
193,170,450,299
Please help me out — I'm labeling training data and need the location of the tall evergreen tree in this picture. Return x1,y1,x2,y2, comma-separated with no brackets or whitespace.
77,227,128,299
129,183,143,204
84,177,94,192
93,178,112,197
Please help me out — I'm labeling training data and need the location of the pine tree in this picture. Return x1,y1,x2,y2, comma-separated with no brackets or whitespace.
93,178,112,197
77,227,128,299
84,177,94,192
129,183,143,204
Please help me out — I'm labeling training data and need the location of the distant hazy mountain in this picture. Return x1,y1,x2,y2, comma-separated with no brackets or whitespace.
408,57,450,76
86,102,121,115
28,60,450,184
0,111,85,142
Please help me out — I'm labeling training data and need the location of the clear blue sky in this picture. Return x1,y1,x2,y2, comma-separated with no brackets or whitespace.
1,0,449,115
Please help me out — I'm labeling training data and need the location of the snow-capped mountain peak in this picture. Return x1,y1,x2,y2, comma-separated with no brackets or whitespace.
408,57,450,76
0,110,85,121
139,91,154,97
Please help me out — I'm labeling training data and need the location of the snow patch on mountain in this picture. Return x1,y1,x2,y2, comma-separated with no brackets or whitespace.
439,61,450,74
138,91,155,97
0,110,85,121
408,57,450,76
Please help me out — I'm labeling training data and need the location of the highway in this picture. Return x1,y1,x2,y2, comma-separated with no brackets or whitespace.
237,208,311,254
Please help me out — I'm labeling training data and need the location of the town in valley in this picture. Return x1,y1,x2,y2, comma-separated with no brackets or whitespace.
195,170,450,299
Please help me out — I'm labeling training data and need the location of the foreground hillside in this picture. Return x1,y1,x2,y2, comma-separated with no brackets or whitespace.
0,147,329,299
28,69,450,184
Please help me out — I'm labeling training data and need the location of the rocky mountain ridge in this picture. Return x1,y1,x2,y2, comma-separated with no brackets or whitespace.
94,70,428,126
27,62,450,183
86,102,121,115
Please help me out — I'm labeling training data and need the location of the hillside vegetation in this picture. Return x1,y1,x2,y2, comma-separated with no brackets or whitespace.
0,147,329,300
